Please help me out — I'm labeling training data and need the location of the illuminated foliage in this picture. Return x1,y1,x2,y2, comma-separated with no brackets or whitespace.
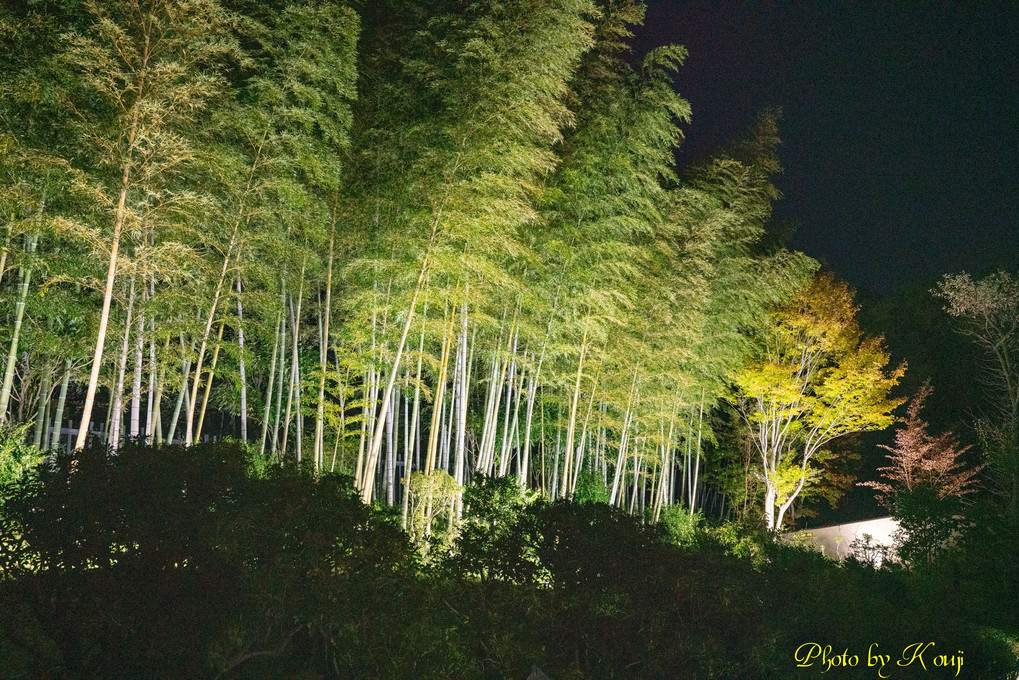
861,383,983,565
864,383,981,502
732,272,905,530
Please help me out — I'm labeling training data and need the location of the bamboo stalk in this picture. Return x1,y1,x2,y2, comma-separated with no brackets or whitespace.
259,314,282,455
236,275,248,445
49,359,72,452
195,321,225,443
0,233,38,424
109,278,137,449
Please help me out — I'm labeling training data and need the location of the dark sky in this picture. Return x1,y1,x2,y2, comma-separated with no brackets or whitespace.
632,1,1019,293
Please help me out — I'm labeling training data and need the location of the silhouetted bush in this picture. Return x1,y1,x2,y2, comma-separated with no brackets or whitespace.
1,441,1016,678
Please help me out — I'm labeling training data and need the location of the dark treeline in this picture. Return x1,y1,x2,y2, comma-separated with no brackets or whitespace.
1,442,1015,679
1,0,1019,676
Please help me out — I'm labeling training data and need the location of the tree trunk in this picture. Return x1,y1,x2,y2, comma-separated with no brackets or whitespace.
561,329,589,498
477,353,501,473
403,327,425,528
453,299,469,503
76,34,150,449
689,396,704,515
271,303,288,457
314,225,335,467
259,314,282,455
31,360,52,449
194,321,225,443
360,236,436,504
129,289,145,439
109,278,137,449
570,382,599,497
609,367,639,506
764,484,777,531
282,278,304,460
184,226,237,446
498,329,518,475
165,335,192,445
145,290,157,444
0,233,37,424
236,276,248,444
383,385,393,503
424,319,453,474
0,217,11,288
50,358,72,452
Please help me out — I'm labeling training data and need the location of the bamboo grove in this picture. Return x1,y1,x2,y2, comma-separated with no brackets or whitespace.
0,0,839,530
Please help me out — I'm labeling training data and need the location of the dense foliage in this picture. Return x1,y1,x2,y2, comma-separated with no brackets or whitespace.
0,0,820,526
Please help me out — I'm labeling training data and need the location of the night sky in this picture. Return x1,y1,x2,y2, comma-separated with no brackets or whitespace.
632,1,1019,293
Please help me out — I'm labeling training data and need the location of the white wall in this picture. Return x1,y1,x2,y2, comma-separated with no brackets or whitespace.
784,516,900,565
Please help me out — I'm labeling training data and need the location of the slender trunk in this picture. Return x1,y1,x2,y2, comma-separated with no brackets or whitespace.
403,326,425,528
103,392,113,442
0,216,11,288
282,265,305,460
0,233,37,423
453,313,470,519
355,300,380,486
520,316,553,486
441,366,456,472
282,296,297,459
294,273,306,460
386,387,396,504
520,363,538,486
76,34,151,449
109,278,137,449
39,384,52,450
539,393,546,495
145,286,156,444
32,361,52,449
129,287,145,438
684,409,693,507
330,360,347,473
551,413,561,497
355,364,370,483
165,335,191,445
609,410,632,507
454,296,469,488
652,429,665,523
184,227,237,446
424,318,453,474
639,439,648,516
775,472,808,531
498,329,518,475
477,354,501,472
609,366,640,506
690,395,704,515
629,431,644,515
195,321,225,442
50,358,72,452
259,314,282,455
360,237,436,504
271,302,288,456
152,337,167,445
314,225,335,467
480,325,512,473
571,379,599,496
236,276,248,444
561,329,588,497
504,361,525,478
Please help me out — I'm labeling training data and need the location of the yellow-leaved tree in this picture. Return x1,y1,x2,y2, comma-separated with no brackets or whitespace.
732,272,906,531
